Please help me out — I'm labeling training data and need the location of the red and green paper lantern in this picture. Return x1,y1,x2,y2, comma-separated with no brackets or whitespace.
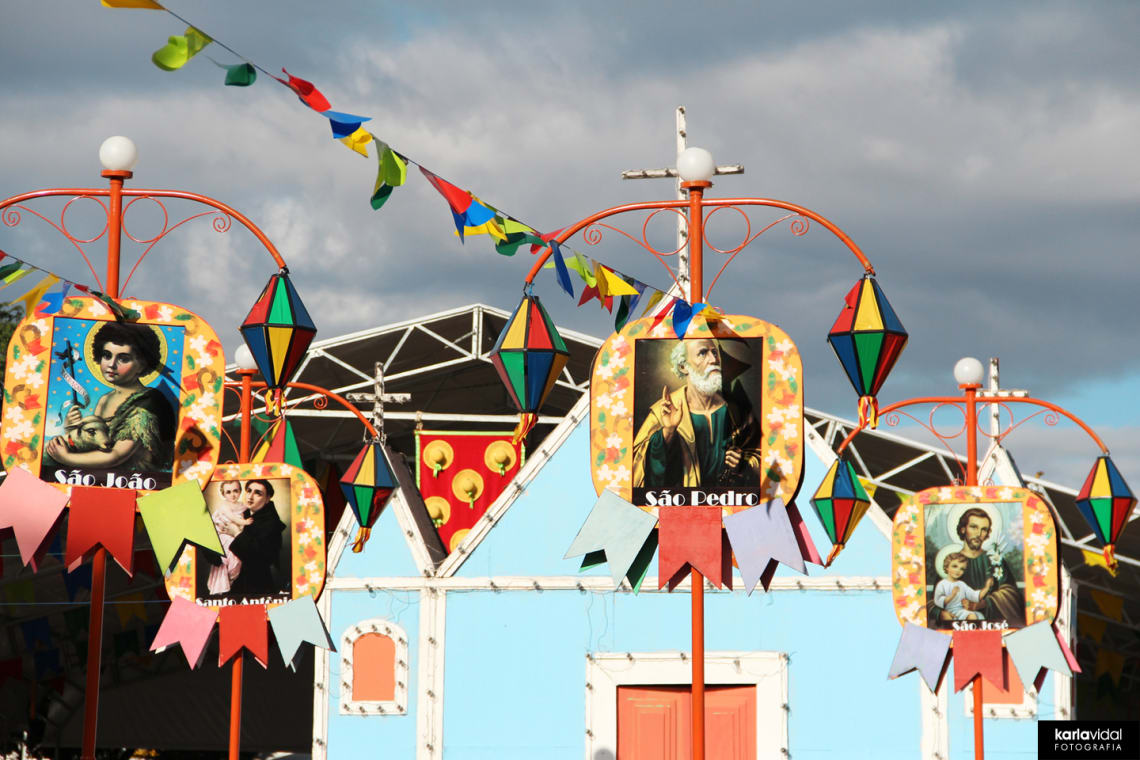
811,456,871,566
340,441,397,553
1075,455,1136,573
240,272,317,389
827,276,907,428
489,293,570,441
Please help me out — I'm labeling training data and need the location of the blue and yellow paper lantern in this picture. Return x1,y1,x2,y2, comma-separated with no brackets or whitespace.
811,456,871,566
827,276,907,428
490,293,570,442
240,272,317,389
1076,455,1136,574
340,441,397,553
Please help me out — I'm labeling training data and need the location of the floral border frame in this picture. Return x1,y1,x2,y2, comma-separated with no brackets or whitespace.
589,314,804,511
891,485,1059,633
0,296,224,492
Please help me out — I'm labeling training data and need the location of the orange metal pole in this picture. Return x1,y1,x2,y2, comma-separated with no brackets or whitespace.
229,369,256,760
683,180,709,760
80,169,131,760
961,383,984,760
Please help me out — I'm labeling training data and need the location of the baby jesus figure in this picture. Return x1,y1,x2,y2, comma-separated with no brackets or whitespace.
934,551,994,622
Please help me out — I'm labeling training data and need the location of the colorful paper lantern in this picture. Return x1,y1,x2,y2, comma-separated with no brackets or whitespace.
827,276,907,428
240,272,317,389
811,456,871,566
339,442,396,553
489,293,570,441
1075,455,1136,574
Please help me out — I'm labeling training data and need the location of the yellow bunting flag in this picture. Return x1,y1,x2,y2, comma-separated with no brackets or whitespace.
599,266,640,297
640,290,665,315
16,274,59,314
338,126,372,157
1078,613,1107,644
1094,648,1126,686
115,592,148,627
1090,589,1124,621
456,218,506,241
857,476,878,499
102,0,164,8
1081,548,1118,576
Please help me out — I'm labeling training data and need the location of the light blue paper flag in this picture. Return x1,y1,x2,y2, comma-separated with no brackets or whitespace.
1004,621,1072,690
564,489,657,590
723,498,806,594
323,110,372,139
267,595,336,670
888,622,951,691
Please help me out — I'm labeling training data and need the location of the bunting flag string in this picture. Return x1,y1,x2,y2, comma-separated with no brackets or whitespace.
101,2,693,308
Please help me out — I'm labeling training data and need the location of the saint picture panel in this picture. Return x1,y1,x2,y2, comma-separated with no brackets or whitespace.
0,296,224,493
166,462,326,608
591,314,803,511
892,486,1060,633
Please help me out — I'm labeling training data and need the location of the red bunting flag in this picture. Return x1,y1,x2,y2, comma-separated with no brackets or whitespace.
65,486,137,575
277,68,331,112
218,604,269,668
418,166,473,214
657,507,732,591
952,629,1004,692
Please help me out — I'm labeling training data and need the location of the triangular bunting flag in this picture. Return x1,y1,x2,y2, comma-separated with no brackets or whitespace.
564,490,658,591
658,506,730,590
218,604,269,668
150,597,218,669
888,622,951,691
0,467,69,568
723,499,807,594
137,481,224,572
65,486,137,575
267,595,336,670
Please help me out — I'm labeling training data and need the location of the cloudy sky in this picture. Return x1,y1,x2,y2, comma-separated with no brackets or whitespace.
2,1,1139,486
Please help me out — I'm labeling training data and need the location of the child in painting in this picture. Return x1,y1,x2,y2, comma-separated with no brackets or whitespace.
205,480,247,596
934,552,994,621
45,322,176,473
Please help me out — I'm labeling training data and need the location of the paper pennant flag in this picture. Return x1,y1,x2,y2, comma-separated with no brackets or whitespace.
20,618,51,650
1004,622,1073,691
323,110,372,139
952,629,1004,692
785,500,823,565
17,275,59,315
338,126,372,157
419,166,473,214
380,146,407,186
267,595,336,670
150,596,218,669
598,266,640,297
548,240,574,297
35,281,71,316
1090,589,1124,621
102,0,164,8
1078,612,1107,643
137,480,224,572
671,299,694,338
251,417,304,468
0,467,69,568
658,506,730,590
152,27,212,72
888,622,951,691
723,499,807,594
218,604,269,668
1081,548,1116,576
114,592,147,627
495,220,543,256
563,489,658,590
1055,627,1081,674
224,62,257,86
1094,648,1126,687
65,486,137,575
279,69,332,112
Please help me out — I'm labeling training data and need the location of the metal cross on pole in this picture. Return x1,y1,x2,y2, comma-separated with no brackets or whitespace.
620,106,744,295
345,362,411,442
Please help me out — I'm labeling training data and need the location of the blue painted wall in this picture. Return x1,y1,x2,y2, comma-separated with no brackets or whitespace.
326,588,421,758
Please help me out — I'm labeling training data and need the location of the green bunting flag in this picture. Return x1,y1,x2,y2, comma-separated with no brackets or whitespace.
152,27,212,71
224,62,256,86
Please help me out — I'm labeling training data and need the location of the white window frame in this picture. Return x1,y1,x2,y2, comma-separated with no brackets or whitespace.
340,618,409,716
584,651,788,760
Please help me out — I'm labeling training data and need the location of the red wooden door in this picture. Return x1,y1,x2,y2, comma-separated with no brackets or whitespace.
617,684,756,760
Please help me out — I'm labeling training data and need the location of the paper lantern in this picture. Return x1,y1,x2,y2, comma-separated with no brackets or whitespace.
339,442,396,553
489,293,570,441
811,456,871,566
827,276,907,428
1075,455,1136,573
240,272,317,388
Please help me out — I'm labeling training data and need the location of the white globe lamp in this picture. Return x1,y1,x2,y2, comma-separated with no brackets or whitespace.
234,343,259,372
953,357,984,387
98,136,138,172
676,147,715,183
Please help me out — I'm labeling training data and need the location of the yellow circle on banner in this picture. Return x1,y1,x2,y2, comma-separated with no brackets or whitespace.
425,496,451,525
449,529,470,553
483,440,517,474
422,439,455,473
451,469,484,503
83,322,168,388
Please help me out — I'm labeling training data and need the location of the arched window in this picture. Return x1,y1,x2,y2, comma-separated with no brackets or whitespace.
340,619,408,715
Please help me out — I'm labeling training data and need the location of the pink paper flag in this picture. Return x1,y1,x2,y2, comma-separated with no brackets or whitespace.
149,597,218,669
0,468,69,568
1055,626,1082,674
785,501,823,565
